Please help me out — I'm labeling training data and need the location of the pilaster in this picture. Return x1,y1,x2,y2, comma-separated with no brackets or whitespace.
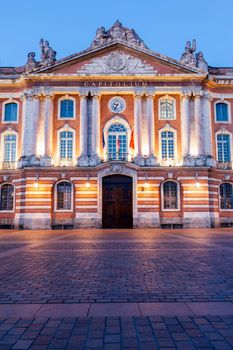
90,93,101,166
78,91,89,166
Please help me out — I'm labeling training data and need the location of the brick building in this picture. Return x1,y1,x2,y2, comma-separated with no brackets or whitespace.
0,21,232,229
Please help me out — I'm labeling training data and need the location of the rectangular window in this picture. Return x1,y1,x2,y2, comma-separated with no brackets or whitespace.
216,103,229,122
217,134,230,162
4,103,18,122
60,131,73,160
4,134,16,162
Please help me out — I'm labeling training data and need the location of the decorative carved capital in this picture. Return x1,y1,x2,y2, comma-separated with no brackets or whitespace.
181,91,192,98
134,92,143,99
193,90,203,98
79,89,89,98
203,92,213,102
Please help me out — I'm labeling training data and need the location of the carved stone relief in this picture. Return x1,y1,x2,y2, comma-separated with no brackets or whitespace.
77,50,157,75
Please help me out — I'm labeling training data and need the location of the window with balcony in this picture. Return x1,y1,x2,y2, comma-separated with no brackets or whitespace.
220,183,233,210
56,181,73,211
107,123,128,161
0,184,14,211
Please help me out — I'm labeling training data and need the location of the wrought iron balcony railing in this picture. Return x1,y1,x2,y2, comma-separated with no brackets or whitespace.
216,161,232,170
1,161,17,170
106,152,134,162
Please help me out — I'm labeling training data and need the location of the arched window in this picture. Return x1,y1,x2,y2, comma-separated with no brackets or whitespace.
3,134,16,163
60,99,74,119
59,131,74,161
159,98,175,120
4,103,18,122
162,181,179,210
0,184,14,211
216,102,229,122
217,134,231,162
220,183,233,209
108,123,127,160
161,131,175,159
56,181,72,210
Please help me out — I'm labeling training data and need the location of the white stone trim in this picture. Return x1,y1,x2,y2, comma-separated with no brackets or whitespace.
214,100,231,123
58,95,76,120
2,99,19,124
15,213,51,218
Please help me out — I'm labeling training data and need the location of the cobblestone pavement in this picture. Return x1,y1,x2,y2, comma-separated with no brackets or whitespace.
0,229,232,303
1,315,233,349
0,228,233,349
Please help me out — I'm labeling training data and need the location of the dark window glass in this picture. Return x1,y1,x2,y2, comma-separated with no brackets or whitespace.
0,184,14,211
216,103,229,122
4,103,18,122
60,99,74,118
163,181,178,209
220,183,233,209
56,182,72,210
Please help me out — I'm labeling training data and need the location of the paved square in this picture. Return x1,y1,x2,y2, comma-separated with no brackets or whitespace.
0,228,233,348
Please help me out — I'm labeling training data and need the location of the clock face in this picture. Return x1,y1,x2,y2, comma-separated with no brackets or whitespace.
109,97,126,113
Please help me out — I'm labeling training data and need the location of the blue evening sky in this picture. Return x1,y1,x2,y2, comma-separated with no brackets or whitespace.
0,0,233,67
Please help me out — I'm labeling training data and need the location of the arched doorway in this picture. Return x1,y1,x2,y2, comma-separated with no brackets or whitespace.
102,175,133,228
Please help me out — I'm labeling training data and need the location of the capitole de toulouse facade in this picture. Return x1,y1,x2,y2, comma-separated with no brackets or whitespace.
0,20,233,230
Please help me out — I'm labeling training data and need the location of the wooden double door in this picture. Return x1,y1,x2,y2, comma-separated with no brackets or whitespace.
102,175,133,228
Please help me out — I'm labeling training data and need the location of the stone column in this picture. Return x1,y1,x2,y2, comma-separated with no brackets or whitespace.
193,92,202,156
181,92,190,164
202,93,215,166
78,93,89,166
134,93,144,165
145,93,158,166
40,94,54,166
20,93,40,166
90,93,101,166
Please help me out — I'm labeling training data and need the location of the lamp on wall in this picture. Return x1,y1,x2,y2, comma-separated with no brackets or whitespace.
143,173,149,191
34,173,39,189
195,172,200,189
85,173,90,189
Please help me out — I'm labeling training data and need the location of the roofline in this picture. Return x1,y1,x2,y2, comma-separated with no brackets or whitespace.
32,40,203,75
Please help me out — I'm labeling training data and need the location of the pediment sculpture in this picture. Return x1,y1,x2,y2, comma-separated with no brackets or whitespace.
90,20,148,49
77,50,157,75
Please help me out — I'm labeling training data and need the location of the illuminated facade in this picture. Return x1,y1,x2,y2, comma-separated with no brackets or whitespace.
0,21,233,229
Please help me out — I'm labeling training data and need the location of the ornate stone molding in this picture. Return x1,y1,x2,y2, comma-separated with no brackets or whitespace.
77,50,157,75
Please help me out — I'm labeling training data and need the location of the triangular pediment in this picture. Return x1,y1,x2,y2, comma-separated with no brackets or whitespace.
31,41,205,77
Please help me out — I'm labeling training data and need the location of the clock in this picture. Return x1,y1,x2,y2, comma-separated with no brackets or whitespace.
109,97,126,113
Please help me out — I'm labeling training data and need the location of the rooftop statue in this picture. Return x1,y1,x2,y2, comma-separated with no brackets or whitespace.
180,39,197,67
25,52,37,72
196,51,208,71
91,20,148,49
40,39,56,66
